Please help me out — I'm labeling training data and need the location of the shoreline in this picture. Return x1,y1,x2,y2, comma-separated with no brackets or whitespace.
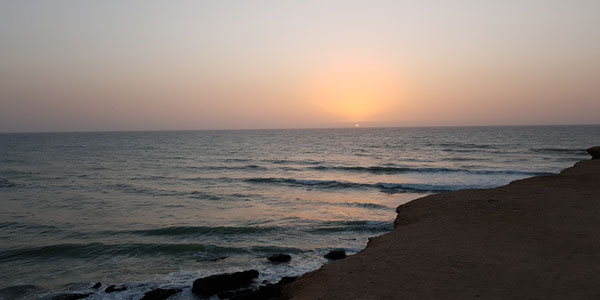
2,144,597,300
283,156,600,299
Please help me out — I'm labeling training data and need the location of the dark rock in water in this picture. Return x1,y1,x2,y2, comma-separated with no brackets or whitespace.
50,293,91,300
192,269,259,296
105,285,127,293
139,288,182,300
278,276,297,285
209,256,228,261
324,249,347,260
217,278,295,300
267,254,291,263
588,146,600,159
91,282,101,289
229,277,297,300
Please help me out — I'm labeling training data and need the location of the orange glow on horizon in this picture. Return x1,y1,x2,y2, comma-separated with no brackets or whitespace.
307,57,402,122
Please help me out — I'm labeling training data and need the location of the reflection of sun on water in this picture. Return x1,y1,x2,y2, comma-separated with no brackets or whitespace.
308,58,400,122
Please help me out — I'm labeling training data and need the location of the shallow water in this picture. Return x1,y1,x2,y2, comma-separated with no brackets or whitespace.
0,126,598,299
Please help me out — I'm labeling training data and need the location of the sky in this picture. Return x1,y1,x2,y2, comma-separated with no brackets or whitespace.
1,0,599,132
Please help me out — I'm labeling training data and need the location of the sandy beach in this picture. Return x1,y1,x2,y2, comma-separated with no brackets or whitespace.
284,156,600,299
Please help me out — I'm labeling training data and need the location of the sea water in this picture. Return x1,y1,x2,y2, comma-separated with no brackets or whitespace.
0,126,598,299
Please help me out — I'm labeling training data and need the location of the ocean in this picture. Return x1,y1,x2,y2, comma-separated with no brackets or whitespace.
0,125,598,299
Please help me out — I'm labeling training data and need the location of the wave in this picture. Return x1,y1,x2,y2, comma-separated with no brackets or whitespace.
110,220,394,239
437,142,497,149
222,158,252,163
441,148,487,153
189,191,221,201
0,221,58,234
440,157,488,162
163,156,187,160
246,177,364,189
0,157,28,164
0,169,39,179
0,222,20,229
307,165,551,176
128,175,174,181
108,184,238,200
554,157,586,162
124,225,279,236
109,183,188,197
530,147,587,155
0,178,16,188
458,169,552,176
184,177,235,183
245,177,471,193
308,221,393,233
265,159,321,165
185,164,268,171
335,202,391,210
0,243,305,261
189,191,264,201
279,166,303,171
203,165,268,171
375,182,470,193
305,200,391,210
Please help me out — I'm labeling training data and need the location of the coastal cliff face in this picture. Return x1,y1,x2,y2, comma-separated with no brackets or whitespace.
284,158,600,300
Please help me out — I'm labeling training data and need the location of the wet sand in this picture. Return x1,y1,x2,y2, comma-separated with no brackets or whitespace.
283,158,600,299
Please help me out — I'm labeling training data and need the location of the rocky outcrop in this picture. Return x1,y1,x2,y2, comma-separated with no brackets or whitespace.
588,146,600,159
268,254,291,263
105,285,127,293
216,276,297,300
324,250,346,260
139,288,182,300
192,270,259,296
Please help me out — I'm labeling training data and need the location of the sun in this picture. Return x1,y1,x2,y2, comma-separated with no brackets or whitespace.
307,57,401,122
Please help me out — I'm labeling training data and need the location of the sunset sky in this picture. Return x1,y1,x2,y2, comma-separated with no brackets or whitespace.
1,1,599,132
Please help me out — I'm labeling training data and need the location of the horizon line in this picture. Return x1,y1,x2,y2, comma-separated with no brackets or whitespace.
1,123,599,134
